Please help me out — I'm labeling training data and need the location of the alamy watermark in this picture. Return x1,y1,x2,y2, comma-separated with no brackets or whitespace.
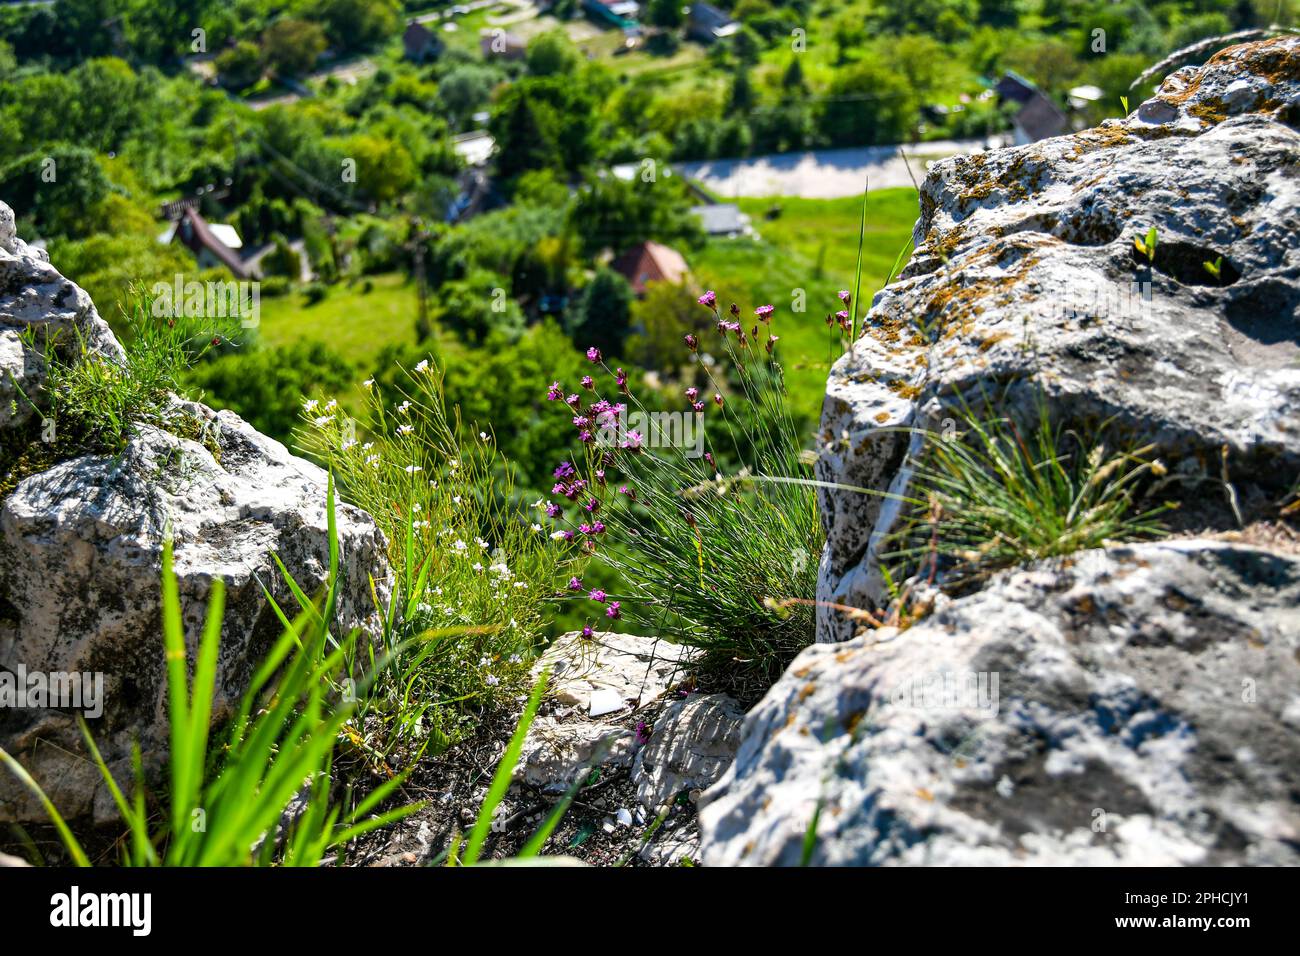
151,274,260,328
593,407,705,459
0,664,104,718
891,670,1000,718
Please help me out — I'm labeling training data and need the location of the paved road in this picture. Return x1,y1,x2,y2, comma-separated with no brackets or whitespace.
675,137,1012,199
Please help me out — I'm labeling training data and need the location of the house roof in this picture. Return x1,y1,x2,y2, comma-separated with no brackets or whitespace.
691,203,749,236
689,3,735,29
610,241,689,295
1015,92,1068,141
172,207,253,278
994,71,1037,104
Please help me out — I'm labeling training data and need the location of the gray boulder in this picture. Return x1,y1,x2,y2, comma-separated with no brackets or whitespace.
816,36,1300,643
0,207,389,825
700,38,1300,867
634,693,744,811
0,201,124,430
700,540,1300,866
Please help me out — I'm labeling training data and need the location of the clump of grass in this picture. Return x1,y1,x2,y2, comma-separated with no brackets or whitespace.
0,480,420,866
883,396,1176,590
14,283,232,454
296,360,578,759
543,296,822,697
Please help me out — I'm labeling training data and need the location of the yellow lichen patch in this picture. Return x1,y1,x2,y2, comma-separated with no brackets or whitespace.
886,378,922,400
874,411,890,424
1207,35,1300,85
978,331,1012,353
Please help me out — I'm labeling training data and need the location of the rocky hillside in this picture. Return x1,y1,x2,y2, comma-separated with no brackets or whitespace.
699,37,1300,865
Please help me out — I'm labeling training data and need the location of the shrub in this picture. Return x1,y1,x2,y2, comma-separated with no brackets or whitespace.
297,359,580,755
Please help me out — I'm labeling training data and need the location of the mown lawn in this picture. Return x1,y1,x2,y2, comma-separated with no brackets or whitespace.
690,188,919,424
255,272,422,363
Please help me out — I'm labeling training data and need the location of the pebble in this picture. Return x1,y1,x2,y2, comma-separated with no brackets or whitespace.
615,808,633,827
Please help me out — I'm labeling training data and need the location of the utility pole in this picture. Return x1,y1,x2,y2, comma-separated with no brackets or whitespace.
408,215,430,340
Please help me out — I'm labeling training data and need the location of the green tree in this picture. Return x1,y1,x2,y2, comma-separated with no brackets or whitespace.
339,133,417,204
435,269,525,345
567,267,633,358
526,29,581,76
185,342,356,447
728,68,755,113
311,0,400,52
819,59,918,146
489,87,559,179
216,40,264,91
567,173,702,259
647,0,684,29
628,279,707,375
262,19,327,77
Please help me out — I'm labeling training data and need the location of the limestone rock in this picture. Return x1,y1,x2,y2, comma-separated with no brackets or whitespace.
0,213,390,825
699,540,1300,866
816,36,1300,643
534,630,696,713
633,693,744,811
516,717,635,791
0,200,123,430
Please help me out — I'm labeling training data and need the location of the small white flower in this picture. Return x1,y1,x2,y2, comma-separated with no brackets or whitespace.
485,674,500,687
472,562,484,572
452,495,462,505
479,431,489,442
452,539,467,552
397,401,412,414
362,442,374,451
530,523,542,533
365,454,381,467
324,399,338,412
312,415,332,427
412,503,421,513
404,464,422,474
414,359,429,374
475,537,489,550
414,520,430,529
508,654,523,665
550,531,568,540
341,439,357,451
448,458,460,471
303,398,319,413
398,424,414,436
513,581,528,589
362,378,375,389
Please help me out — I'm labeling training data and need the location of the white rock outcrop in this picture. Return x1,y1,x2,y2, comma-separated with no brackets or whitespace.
0,203,389,824
700,38,1300,866
816,36,1300,643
